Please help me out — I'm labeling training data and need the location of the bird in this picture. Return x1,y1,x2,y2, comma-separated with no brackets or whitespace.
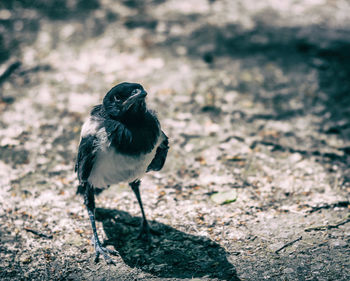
75,82,169,264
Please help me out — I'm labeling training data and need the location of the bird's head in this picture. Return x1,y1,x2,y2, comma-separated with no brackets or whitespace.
103,82,147,119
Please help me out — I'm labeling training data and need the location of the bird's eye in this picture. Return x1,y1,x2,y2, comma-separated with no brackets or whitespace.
114,96,120,102
132,89,139,95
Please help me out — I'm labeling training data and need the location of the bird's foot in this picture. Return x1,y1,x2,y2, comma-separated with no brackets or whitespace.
93,241,119,265
137,222,161,241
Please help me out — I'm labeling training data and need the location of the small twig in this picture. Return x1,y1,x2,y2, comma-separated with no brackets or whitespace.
305,216,350,232
275,236,302,254
0,61,21,85
18,64,51,76
24,227,53,239
179,133,202,147
249,140,345,162
307,201,350,213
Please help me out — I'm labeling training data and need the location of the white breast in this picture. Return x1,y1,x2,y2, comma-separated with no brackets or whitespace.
88,137,160,188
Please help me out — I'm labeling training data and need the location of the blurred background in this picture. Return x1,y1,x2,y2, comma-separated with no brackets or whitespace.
0,0,349,280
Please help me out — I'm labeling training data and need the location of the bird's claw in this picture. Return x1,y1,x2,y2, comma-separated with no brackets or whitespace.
94,243,119,265
137,223,161,241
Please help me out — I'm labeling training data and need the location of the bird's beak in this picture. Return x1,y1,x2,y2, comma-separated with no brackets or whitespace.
122,90,147,110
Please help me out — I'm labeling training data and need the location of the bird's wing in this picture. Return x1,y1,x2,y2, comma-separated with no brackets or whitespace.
75,135,97,184
147,131,169,172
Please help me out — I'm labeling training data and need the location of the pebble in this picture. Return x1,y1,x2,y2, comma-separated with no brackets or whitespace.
20,254,32,264
283,268,294,274
330,240,347,248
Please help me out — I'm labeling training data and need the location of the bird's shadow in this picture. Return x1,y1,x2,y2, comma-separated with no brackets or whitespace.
95,208,240,281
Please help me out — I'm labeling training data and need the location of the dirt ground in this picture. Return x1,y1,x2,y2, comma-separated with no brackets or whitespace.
0,0,349,280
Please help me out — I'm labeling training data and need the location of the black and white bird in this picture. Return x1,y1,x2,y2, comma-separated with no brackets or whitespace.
75,82,169,264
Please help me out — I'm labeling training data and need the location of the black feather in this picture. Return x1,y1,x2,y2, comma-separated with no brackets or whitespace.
104,119,133,147
90,104,104,118
147,131,169,172
110,110,160,155
75,135,97,184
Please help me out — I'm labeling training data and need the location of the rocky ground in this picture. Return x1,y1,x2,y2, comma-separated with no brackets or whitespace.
0,0,349,280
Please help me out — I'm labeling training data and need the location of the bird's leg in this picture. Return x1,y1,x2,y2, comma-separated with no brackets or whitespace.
84,183,118,264
130,180,159,240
